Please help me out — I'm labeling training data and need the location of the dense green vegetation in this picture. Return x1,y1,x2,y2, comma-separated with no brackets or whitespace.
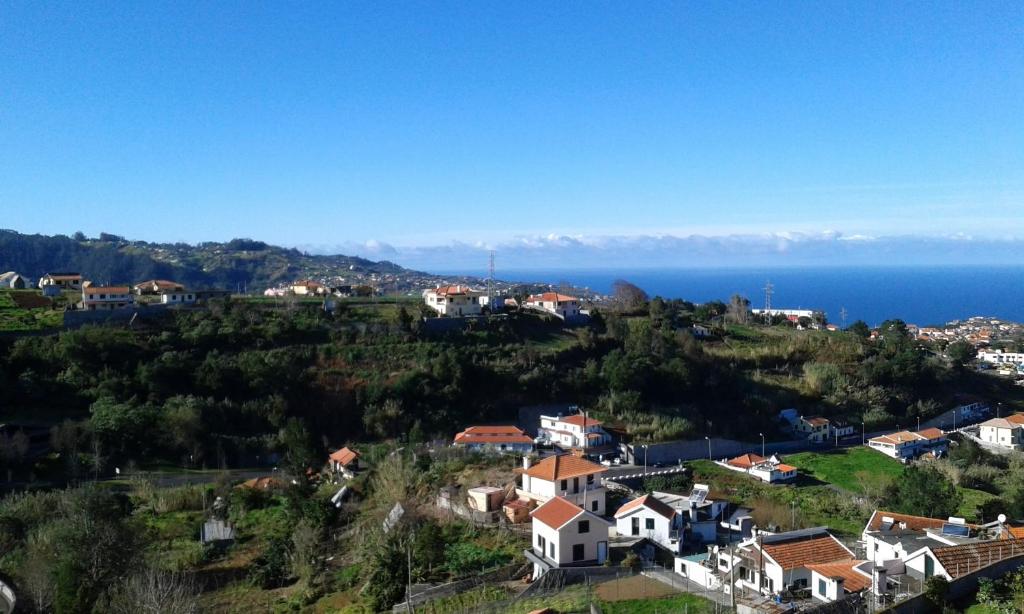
0,290,63,332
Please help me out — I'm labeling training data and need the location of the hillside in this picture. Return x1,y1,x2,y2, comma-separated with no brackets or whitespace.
0,229,473,291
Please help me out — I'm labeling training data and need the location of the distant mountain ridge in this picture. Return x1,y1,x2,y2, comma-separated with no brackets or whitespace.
0,229,451,291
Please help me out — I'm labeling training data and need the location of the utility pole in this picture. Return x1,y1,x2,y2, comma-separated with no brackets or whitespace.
487,250,495,312
763,281,774,325
406,530,415,614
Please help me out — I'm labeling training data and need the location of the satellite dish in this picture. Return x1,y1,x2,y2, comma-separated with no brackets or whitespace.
999,514,1008,524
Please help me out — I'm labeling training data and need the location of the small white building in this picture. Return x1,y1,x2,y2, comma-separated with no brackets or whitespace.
796,416,831,442
717,453,797,484
517,454,607,515
81,285,135,310
453,425,534,454
977,415,1024,451
614,494,679,548
422,285,483,317
528,496,610,579
292,280,328,296
808,560,872,603
538,413,612,450
866,428,947,461
39,272,82,291
524,292,581,320
133,279,184,295
160,290,196,304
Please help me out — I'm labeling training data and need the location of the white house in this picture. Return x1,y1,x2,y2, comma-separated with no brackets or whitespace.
81,285,135,310
647,485,727,546
977,414,1024,451
292,280,328,296
861,510,982,566
614,494,679,549
160,290,196,305
327,446,360,478
900,540,1024,582
978,350,1024,365
453,425,534,454
796,416,831,442
731,528,855,596
538,413,612,450
675,552,721,590
717,453,797,484
866,428,947,461
0,272,26,289
524,292,581,319
807,560,872,603
422,285,483,317
39,272,82,291
528,496,610,579
517,454,607,515
133,279,184,295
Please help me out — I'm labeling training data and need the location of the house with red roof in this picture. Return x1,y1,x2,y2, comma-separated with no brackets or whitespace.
516,454,607,515
81,283,135,310
524,292,581,320
728,527,856,597
613,493,679,550
453,425,534,454
527,496,610,579
808,560,872,602
327,446,361,478
717,453,797,483
538,412,612,450
422,285,483,317
866,427,948,461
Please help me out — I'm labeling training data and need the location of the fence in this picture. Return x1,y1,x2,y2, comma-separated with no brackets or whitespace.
390,562,528,612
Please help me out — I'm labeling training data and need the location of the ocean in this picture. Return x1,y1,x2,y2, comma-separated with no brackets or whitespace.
485,266,1024,327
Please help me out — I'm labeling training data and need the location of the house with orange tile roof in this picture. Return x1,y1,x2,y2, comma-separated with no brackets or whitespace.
291,280,328,296
422,285,483,317
717,453,797,483
524,292,581,320
538,412,612,450
977,414,1024,451
327,446,360,478
517,454,607,515
808,559,872,602
133,279,185,295
81,283,135,310
862,510,983,566
796,416,832,443
39,272,82,291
866,427,948,461
730,527,855,596
527,496,610,579
613,493,679,550
453,425,534,454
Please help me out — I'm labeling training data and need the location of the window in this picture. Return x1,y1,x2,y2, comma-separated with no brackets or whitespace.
572,544,585,561
578,520,589,534
645,518,655,531
587,474,594,484
560,479,567,491
549,542,555,559
537,535,545,549
719,558,729,570
818,579,827,596
591,500,598,512
573,477,579,492
924,554,934,578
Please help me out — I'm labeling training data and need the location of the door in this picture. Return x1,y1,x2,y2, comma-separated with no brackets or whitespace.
597,541,608,565
631,517,640,536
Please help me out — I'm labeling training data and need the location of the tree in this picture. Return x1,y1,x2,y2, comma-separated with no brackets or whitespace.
947,341,976,367
847,320,871,338
612,280,648,311
106,568,199,614
884,465,962,519
923,576,950,611
726,294,750,324
279,418,318,479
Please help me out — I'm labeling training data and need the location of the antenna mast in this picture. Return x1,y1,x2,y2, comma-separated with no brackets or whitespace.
763,281,774,325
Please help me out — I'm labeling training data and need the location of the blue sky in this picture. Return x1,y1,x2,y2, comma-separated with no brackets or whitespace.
1,2,1022,267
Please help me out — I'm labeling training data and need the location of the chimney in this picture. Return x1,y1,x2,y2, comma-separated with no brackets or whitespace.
873,566,887,598
522,455,532,470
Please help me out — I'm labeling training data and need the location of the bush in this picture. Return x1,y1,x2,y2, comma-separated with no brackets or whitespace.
443,542,511,576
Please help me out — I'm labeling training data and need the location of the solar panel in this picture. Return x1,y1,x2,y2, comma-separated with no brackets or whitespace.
689,487,708,504
941,522,970,537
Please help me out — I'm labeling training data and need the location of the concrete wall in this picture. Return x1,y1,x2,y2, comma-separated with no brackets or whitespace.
883,553,1024,614
63,305,174,329
623,437,812,465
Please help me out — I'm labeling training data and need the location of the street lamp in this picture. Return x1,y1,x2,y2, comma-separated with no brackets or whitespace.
642,444,649,477
861,422,865,445
705,436,711,460
759,433,765,458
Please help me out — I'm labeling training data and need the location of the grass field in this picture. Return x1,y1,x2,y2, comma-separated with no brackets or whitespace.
958,487,999,522
785,447,903,494
0,289,63,331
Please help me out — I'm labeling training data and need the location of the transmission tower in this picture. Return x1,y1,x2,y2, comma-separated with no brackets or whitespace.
840,306,848,329
763,281,774,325
487,250,495,311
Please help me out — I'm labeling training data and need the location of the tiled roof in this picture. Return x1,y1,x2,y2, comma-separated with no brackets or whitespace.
237,476,286,490
135,279,183,290
527,292,578,303
803,416,830,426
531,496,584,530
727,453,766,469
980,417,1023,429
454,425,532,445
870,428,945,445
525,454,605,481
1008,414,1024,425
917,427,945,440
865,510,949,532
84,286,130,294
807,560,871,592
932,540,1024,578
559,414,603,428
432,285,473,296
775,463,797,472
761,534,853,570
614,494,676,520
45,273,81,280
329,446,359,466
